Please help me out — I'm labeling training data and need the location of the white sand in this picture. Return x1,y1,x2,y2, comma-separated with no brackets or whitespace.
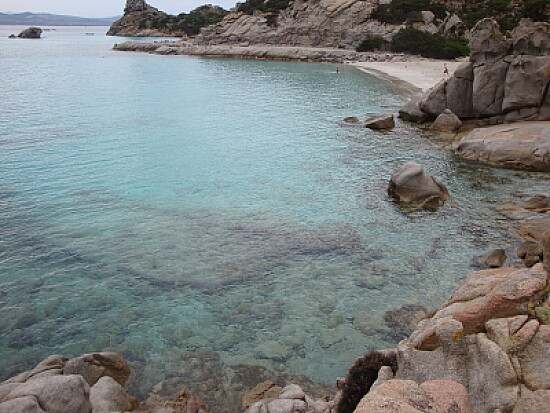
351,59,465,92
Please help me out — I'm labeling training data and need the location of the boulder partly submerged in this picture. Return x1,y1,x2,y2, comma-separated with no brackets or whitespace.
388,162,449,209
453,121,550,171
17,27,42,39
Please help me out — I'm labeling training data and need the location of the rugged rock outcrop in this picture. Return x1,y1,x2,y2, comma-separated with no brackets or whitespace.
244,384,337,413
0,353,136,413
17,27,42,39
388,162,450,209
409,18,550,124
195,0,400,49
453,121,550,171
377,262,550,413
365,114,395,130
353,379,472,413
107,0,186,37
113,41,386,62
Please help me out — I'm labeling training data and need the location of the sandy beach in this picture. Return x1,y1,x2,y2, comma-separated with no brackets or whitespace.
351,59,465,93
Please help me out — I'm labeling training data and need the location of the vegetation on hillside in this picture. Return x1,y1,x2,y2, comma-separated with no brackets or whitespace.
370,0,448,24
389,27,470,59
355,36,386,52
372,0,549,32
236,0,296,26
139,5,228,35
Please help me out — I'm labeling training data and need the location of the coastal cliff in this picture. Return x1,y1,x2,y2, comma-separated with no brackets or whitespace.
195,0,398,49
107,0,227,37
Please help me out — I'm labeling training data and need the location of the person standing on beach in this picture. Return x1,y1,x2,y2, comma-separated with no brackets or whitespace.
443,63,449,76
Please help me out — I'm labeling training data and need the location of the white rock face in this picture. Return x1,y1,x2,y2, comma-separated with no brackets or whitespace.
195,0,401,49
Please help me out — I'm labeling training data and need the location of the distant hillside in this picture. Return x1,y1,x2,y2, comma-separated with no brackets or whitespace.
0,12,120,26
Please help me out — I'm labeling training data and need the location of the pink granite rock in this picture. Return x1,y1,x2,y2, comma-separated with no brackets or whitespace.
353,379,472,413
413,264,547,350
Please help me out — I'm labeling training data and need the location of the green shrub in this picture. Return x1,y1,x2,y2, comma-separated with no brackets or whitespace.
497,17,518,31
237,0,293,15
390,27,469,59
464,11,485,29
172,6,228,35
356,36,385,52
370,0,447,24
489,0,510,12
524,0,550,20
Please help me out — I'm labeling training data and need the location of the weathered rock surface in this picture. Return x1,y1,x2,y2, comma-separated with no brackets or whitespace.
2,375,91,413
365,114,394,130
114,41,381,62
90,377,135,413
480,248,508,268
431,109,462,132
391,261,550,413
108,0,186,37
524,195,550,213
242,380,282,408
412,19,550,124
388,162,449,209
18,27,42,39
453,122,550,171
63,352,131,387
353,379,472,413
196,0,400,50
245,384,336,413
399,98,429,123
0,353,135,413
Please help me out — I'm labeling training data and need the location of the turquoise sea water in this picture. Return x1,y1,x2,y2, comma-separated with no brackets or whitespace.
0,26,547,406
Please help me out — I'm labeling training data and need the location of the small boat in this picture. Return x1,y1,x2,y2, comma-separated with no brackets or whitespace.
85,33,95,36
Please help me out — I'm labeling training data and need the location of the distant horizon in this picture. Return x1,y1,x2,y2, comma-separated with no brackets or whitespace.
1,11,120,18
0,0,238,18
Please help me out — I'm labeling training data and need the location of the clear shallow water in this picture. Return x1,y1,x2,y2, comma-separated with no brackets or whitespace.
0,26,548,405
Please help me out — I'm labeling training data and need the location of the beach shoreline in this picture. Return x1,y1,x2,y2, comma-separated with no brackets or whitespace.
113,40,463,96
350,59,464,94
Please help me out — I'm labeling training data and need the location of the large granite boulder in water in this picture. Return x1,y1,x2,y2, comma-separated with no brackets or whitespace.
388,162,449,209
18,27,42,39
407,19,550,125
454,121,550,171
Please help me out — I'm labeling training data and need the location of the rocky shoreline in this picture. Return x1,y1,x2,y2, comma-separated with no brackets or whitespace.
2,233,548,412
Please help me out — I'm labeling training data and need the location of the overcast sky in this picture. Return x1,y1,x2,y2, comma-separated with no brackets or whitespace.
0,0,238,17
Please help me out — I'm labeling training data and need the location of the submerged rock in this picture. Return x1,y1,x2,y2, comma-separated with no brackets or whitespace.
524,195,550,212
480,248,507,268
343,117,359,124
17,27,42,39
364,114,394,130
388,162,449,209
